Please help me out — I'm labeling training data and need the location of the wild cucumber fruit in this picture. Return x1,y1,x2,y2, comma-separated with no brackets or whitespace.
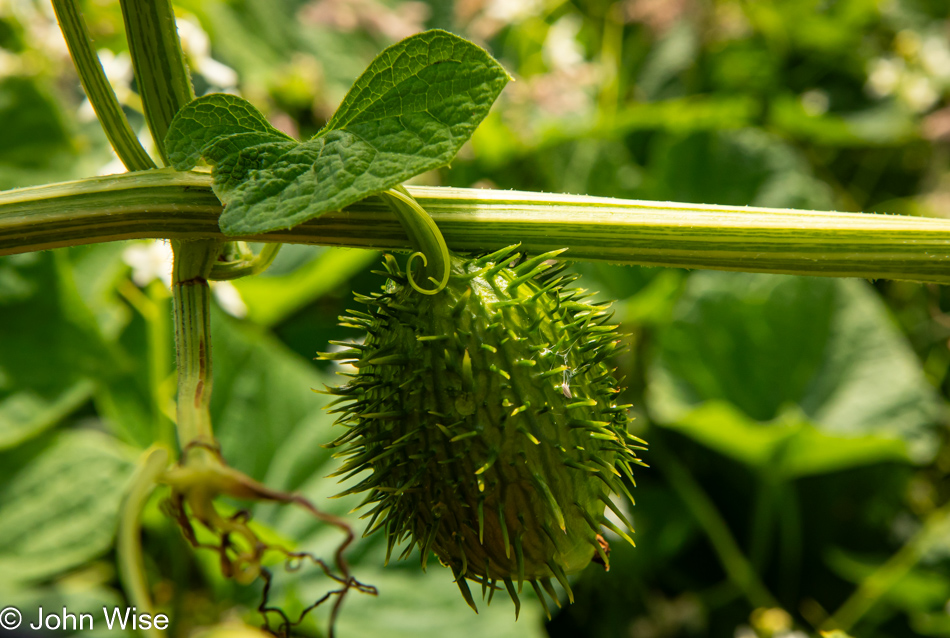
321,246,647,617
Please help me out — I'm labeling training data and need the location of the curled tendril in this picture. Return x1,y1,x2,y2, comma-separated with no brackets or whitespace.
405,251,441,294
382,186,450,295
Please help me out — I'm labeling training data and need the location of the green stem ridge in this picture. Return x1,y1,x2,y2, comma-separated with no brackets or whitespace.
51,0,156,171
119,0,195,164
171,239,220,449
3,171,950,283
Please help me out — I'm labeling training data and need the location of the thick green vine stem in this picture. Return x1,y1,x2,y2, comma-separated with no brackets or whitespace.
3,173,950,284
381,185,450,294
171,239,220,453
51,0,156,171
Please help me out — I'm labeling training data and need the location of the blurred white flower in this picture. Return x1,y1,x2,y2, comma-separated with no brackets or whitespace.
800,89,829,116
733,625,757,638
32,8,68,59
544,15,585,71
78,49,135,123
894,28,921,60
176,17,210,60
98,48,133,86
901,72,939,113
176,16,238,91
0,48,18,78
123,240,173,288
121,241,247,317
867,30,949,114
486,0,543,23
867,56,903,98
199,57,239,89
211,281,247,318
921,35,950,82
96,154,128,176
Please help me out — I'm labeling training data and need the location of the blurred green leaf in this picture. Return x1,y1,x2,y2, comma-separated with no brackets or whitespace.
0,576,130,638
912,611,950,637
708,39,777,94
209,309,327,481
646,129,834,209
94,281,174,450
0,76,73,167
663,401,910,476
648,272,941,473
0,252,120,449
827,547,950,613
770,95,919,146
68,244,133,339
745,0,879,55
637,22,698,99
234,247,378,327
329,566,546,638
0,430,135,585
0,381,96,451
0,15,26,52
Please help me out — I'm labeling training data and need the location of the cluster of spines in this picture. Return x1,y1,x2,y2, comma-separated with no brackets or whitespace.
319,245,647,618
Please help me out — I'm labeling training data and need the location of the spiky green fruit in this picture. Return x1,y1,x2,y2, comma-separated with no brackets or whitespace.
321,246,647,616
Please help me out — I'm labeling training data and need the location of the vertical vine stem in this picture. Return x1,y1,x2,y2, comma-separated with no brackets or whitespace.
171,239,220,451
51,0,156,171
116,0,222,457
119,0,195,164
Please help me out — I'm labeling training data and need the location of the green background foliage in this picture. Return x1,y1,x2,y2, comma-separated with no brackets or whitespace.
1,0,949,637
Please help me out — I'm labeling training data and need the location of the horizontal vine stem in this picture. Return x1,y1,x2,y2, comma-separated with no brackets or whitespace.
2,169,950,283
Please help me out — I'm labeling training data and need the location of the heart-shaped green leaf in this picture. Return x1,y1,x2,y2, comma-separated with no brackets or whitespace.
165,30,511,235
